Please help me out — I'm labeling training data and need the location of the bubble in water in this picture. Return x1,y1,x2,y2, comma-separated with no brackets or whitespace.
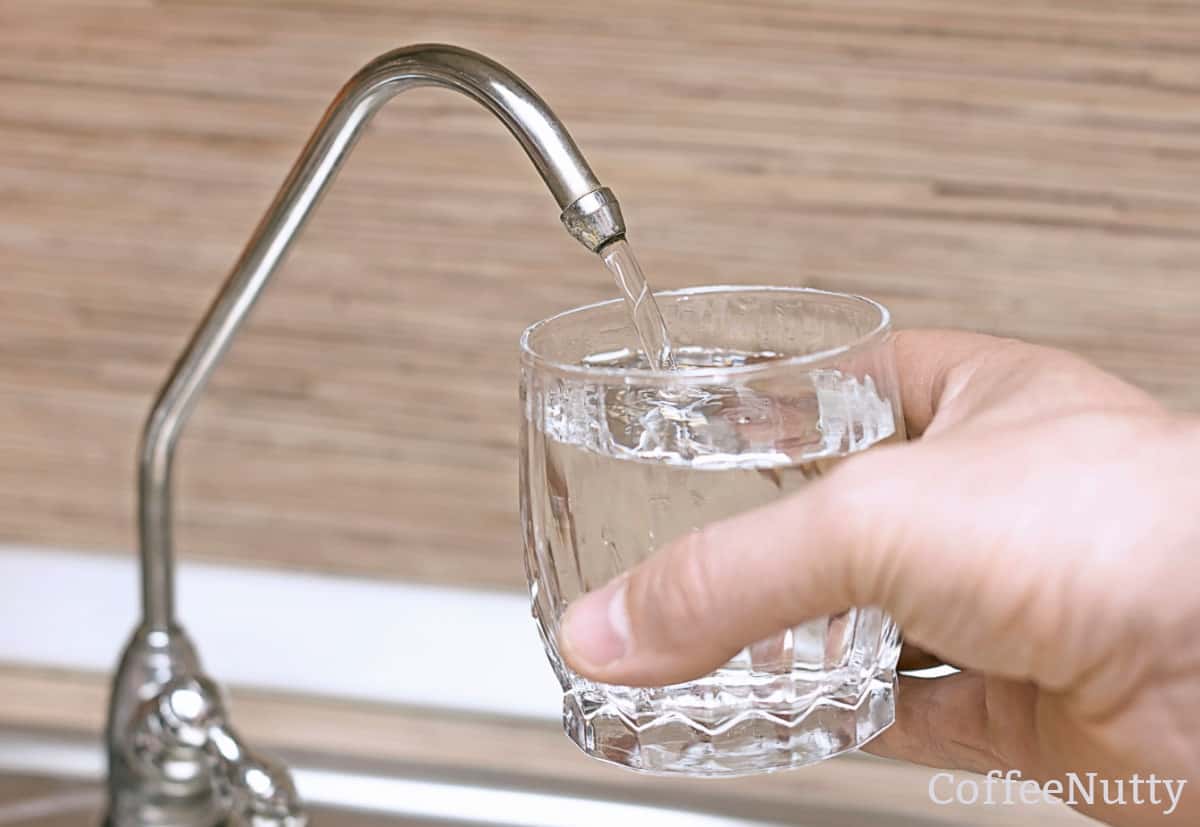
539,347,896,468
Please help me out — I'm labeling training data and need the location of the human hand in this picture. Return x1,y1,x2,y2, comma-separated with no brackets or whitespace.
558,330,1199,825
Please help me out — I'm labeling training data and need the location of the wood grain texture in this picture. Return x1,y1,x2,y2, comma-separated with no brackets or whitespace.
1,0,1198,587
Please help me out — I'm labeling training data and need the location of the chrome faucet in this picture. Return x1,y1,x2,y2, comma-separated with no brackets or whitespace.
105,44,626,826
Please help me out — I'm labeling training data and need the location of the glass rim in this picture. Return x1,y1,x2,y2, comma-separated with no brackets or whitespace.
519,285,892,382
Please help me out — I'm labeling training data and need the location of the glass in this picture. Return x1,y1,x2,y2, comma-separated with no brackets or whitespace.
519,286,905,776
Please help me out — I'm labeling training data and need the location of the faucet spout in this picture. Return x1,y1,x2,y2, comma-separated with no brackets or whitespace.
111,44,626,827
137,43,623,633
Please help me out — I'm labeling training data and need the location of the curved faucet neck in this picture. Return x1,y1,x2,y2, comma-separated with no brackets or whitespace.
136,44,625,630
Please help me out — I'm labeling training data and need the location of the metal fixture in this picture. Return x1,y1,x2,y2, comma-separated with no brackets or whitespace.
105,43,626,826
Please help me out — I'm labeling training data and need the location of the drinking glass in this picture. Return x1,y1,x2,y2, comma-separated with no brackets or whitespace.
519,286,904,776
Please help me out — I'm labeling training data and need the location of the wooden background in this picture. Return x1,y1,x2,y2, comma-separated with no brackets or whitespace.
2,0,1199,590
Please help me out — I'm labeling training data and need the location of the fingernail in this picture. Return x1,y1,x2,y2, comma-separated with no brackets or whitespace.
560,579,631,669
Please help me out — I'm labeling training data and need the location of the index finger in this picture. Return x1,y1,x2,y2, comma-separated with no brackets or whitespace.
890,329,1007,437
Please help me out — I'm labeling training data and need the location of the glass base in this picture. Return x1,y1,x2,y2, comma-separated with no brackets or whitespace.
562,675,896,777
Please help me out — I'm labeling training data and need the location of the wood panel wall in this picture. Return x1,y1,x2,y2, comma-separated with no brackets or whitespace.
3,0,1198,589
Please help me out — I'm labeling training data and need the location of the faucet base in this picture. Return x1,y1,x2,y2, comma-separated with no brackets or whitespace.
106,626,304,826
106,624,217,825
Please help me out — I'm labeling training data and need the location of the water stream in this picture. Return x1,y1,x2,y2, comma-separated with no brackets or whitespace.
600,238,677,372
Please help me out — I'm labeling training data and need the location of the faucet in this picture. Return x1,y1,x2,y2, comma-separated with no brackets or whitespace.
105,44,626,826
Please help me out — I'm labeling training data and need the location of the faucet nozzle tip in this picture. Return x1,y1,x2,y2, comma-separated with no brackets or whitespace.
561,187,625,253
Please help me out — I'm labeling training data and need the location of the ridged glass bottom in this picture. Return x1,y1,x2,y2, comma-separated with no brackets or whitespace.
561,674,896,777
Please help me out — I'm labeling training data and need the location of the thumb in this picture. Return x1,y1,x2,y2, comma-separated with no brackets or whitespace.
556,438,1072,689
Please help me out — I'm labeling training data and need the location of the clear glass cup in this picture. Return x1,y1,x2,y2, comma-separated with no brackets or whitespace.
519,286,905,776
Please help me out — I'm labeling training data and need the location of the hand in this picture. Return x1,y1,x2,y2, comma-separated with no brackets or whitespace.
558,330,1200,826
